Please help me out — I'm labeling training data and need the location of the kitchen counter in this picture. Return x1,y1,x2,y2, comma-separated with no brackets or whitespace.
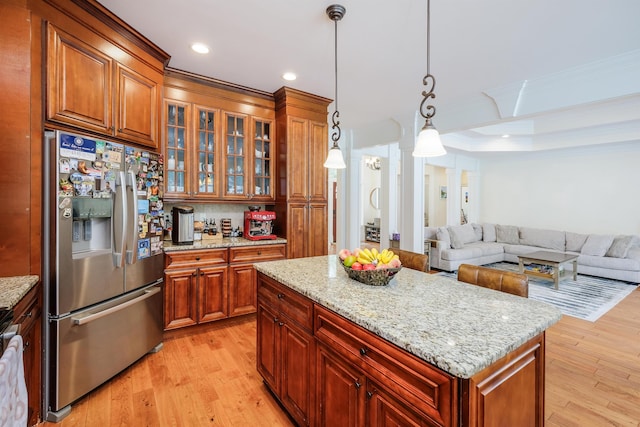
0,275,40,309
163,237,287,252
254,255,562,378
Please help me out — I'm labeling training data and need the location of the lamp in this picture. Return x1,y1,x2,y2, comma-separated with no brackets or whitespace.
323,4,347,169
413,0,446,157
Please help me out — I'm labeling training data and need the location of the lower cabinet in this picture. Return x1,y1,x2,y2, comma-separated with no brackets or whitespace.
257,274,315,426
13,283,42,427
164,244,285,330
256,271,547,427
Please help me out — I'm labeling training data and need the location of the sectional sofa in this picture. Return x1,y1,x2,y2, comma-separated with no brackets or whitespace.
424,223,640,283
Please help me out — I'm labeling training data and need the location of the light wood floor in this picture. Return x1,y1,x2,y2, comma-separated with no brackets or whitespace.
43,288,640,427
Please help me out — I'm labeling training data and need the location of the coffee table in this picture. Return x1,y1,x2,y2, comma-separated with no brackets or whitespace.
517,251,578,290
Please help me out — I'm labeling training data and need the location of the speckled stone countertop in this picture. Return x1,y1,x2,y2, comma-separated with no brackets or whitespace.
164,237,287,252
0,275,39,309
255,255,562,379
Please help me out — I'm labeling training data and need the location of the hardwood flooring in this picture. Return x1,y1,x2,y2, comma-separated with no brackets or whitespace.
43,288,640,427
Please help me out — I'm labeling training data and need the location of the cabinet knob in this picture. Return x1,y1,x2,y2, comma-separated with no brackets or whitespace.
24,341,29,348
359,347,368,356
278,321,284,327
192,272,197,277
195,257,201,261
366,391,374,399
354,381,361,389
118,128,123,132
257,251,262,255
277,293,284,299
273,317,279,323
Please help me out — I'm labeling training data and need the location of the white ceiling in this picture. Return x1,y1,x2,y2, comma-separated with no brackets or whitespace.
99,0,640,154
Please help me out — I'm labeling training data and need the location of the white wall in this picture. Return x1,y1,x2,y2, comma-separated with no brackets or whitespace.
478,141,640,235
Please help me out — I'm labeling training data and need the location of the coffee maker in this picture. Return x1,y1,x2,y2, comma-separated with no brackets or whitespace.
172,206,194,245
244,208,276,241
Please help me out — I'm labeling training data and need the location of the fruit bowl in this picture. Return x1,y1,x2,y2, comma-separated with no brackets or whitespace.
341,264,401,286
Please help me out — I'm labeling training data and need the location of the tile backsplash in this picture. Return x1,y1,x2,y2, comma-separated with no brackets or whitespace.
165,203,266,232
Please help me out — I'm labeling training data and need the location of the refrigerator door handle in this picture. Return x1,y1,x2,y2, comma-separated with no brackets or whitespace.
112,171,127,268
71,287,161,326
125,170,139,265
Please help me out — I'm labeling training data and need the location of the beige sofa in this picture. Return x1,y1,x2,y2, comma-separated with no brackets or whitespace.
425,223,640,283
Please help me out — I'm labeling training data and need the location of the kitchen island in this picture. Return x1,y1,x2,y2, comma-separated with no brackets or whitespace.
254,255,562,427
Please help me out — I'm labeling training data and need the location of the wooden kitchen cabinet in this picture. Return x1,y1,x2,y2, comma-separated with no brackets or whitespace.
257,274,315,426
228,244,286,317
164,243,285,329
314,305,455,427
164,248,228,330
46,22,163,149
13,283,42,427
163,70,275,202
222,114,274,201
273,88,331,258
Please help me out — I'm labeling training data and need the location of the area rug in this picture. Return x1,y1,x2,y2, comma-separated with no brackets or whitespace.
438,262,638,322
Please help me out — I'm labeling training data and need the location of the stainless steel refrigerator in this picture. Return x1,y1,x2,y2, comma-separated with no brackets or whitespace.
43,130,165,422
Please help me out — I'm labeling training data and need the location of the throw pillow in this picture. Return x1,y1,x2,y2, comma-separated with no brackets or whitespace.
581,234,615,257
436,226,451,248
448,224,477,249
495,224,519,245
565,232,588,252
483,223,497,242
471,223,483,241
518,227,566,251
605,235,634,258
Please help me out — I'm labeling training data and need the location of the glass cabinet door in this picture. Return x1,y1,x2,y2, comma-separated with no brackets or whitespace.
195,107,218,197
224,113,246,198
165,101,189,194
253,119,272,198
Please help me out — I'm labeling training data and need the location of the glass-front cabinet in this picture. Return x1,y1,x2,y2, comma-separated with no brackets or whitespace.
195,106,219,198
222,113,273,201
165,101,189,196
253,119,272,199
164,92,274,202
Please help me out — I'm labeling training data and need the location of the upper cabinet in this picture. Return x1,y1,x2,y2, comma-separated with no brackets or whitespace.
46,20,165,149
222,113,274,201
163,70,275,202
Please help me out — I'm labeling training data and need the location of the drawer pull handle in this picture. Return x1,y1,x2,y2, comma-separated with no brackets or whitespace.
359,347,368,356
277,293,284,299
20,311,33,320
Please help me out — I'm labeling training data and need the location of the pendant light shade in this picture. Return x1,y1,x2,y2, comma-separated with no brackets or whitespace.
323,145,347,169
413,119,446,157
324,4,347,169
413,0,446,158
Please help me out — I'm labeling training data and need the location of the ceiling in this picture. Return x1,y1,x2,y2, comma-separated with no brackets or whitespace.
99,0,640,154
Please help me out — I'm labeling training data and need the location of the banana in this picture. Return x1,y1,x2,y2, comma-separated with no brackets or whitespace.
357,256,372,265
362,248,374,262
371,248,378,259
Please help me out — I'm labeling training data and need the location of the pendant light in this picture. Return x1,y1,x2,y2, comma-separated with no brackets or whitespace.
323,4,347,169
413,0,446,157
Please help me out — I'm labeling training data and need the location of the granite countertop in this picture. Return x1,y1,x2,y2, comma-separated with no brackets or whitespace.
0,275,40,309
254,255,562,379
164,237,287,252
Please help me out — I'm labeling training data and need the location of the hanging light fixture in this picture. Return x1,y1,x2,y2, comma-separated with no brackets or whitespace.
413,0,447,157
323,4,347,169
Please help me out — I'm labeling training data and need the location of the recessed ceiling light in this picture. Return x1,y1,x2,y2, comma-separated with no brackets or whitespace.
191,43,210,54
501,134,510,138
282,72,297,81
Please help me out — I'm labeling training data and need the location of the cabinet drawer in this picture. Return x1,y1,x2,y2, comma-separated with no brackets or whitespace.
165,249,228,269
257,273,313,331
314,305,456,427
13,284,41,334
229,244,286,264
